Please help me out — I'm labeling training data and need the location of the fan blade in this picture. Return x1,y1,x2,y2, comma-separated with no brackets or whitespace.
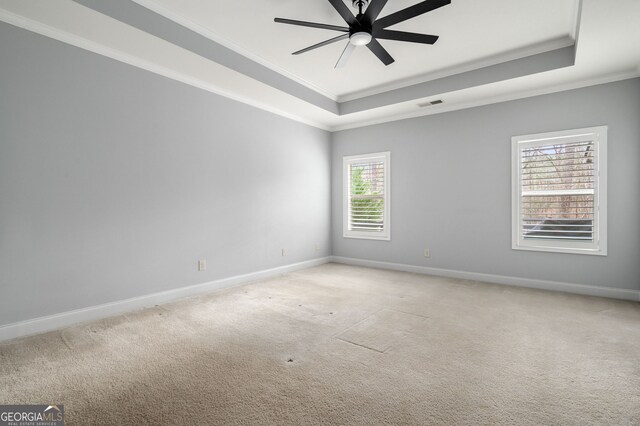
274,18,349,32
327,0,357,25
293,34,349,55
367,38,394,65
364,0,389,22
375,0,450,29
335,42,356,68
373,29,439,44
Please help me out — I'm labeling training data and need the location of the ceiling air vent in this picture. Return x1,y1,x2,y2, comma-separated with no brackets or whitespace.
418,99,444,108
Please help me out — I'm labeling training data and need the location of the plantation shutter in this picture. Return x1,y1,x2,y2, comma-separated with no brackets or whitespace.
343,152,390,240
520,140,595,241
348,160,385,232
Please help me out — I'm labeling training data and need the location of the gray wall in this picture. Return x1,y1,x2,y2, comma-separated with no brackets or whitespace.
1,21,638,329
332,78,640,291
0,22,331,326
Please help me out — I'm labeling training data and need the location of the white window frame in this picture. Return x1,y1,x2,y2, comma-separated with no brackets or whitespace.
511,126,607,256
343,151,390,241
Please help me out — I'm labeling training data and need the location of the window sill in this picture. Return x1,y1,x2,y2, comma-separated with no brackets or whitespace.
343,233,390,241
512,244,607,256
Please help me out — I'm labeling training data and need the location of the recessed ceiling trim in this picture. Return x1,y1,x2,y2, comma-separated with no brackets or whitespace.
70,0,579,120
337,36,576,103
570,0,583,41
73,0,575,120
75,0,584,111
331,69,640,132
571,0,584,61
339,45,577,115
3,0,638,132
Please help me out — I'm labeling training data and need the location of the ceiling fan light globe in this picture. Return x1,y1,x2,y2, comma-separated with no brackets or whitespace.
350,32,372,46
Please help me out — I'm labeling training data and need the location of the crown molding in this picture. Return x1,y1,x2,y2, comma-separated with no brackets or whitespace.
0,7,331,131
337,36,576,103
330,70,640,132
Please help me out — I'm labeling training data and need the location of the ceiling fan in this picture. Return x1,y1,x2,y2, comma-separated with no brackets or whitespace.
274,0,451,68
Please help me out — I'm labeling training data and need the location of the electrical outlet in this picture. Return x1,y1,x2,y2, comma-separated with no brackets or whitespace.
282,248,287,257
198,259,206,271
424,249,431,258
315,243,320,252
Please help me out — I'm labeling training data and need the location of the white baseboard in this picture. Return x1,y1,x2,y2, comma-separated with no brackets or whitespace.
0,257,331,343
330,256,640,302
2,255,636,343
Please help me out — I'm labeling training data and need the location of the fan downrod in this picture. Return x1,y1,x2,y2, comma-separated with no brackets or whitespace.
352,0,370,15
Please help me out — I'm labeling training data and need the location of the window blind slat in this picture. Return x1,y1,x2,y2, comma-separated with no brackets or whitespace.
520,140,595,241
347,157,386,235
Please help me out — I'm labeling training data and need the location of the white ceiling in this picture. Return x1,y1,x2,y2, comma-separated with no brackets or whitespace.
0,0,639,131
138,0,579,100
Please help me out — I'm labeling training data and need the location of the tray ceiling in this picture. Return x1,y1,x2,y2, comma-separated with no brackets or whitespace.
138,0,578,100
0,0,639,130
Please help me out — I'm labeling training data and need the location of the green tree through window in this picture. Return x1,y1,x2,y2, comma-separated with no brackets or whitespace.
350,164,384,231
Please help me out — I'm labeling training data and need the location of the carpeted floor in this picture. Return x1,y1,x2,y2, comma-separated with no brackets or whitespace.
1,263,639,425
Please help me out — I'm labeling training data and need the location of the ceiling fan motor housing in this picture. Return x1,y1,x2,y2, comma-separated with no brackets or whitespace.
348,10,373,39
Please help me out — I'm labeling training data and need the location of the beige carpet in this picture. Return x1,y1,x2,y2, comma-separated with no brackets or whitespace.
1,263,639,425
